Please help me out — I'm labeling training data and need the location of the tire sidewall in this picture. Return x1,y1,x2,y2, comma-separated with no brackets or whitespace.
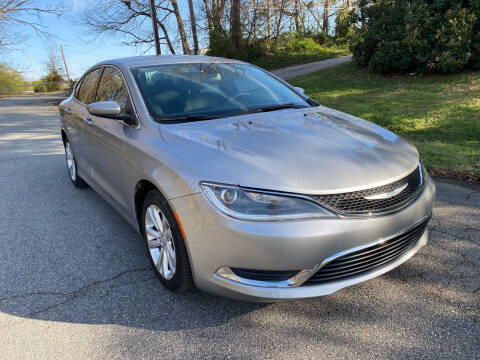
64,139,86,188
141,190,191,291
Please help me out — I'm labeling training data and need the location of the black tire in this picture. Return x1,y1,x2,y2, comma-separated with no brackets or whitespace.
141,190,193,292
63,139,88,188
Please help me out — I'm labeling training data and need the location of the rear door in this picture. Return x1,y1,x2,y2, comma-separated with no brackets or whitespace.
69,68,103,177
82,66,134,211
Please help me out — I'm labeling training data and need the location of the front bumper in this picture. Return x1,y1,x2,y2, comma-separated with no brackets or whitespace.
171,175,436,301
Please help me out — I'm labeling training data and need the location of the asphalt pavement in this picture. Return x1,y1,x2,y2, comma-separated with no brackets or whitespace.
272,55,352,80
0,94,478,359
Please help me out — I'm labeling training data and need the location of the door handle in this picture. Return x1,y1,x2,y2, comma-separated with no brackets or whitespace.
83,117,93,125
65,108,72,115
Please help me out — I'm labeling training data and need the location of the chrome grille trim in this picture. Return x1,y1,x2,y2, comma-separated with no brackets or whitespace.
310,164,425,216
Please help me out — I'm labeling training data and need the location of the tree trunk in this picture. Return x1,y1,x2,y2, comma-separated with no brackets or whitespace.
266,0,271,44
170,0,191,54
273,0,285,50
157,21,176,54
188,0,199,54
323,0,330,35
203,0,213,33
149,0,161,55
211,0,226,36
294,0,301,33
251,0,257,41
230,0,241,50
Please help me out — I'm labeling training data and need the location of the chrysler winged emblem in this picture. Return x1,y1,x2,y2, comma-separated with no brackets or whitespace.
363,183,408,200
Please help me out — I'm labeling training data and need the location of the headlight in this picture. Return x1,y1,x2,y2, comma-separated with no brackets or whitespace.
200,182,335,221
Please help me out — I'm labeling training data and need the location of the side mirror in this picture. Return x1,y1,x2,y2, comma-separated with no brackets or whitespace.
87,101,121,117
87,101,136,126
294,87,305,94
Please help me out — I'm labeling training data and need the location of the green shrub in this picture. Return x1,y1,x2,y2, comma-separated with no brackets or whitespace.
286,37,319,52
351,0,479,74
33,84,48,93
283,32,336,52
208,35,266,61
67,80,77,95
0,64,27,95
42,68,65,92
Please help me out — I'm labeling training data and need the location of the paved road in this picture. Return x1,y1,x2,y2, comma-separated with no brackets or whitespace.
0,95,478,359
272,55,352,80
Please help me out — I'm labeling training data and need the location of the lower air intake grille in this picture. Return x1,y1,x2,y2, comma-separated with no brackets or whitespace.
230,268,299,282
304,219,429,286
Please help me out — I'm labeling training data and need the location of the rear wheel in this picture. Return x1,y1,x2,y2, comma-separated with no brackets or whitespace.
64,139,87,188
141,190,193,292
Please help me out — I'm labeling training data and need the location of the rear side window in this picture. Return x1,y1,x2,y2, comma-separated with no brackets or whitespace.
76,68,102,104
95,67,130,114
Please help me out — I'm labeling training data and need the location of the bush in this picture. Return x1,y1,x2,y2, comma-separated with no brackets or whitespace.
33,84,48,93
207,33,266,61
67,80,77,95
42,68,65,92
351,0,480,74
0,64,27,95
283,32,336,52
286,37,319,52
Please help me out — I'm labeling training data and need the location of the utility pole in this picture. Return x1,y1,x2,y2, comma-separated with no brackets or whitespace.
149,0,161,55
28,51,39,81
59,45,71,82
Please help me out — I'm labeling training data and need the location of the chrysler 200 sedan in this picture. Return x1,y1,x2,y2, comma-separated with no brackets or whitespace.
59,55,435,301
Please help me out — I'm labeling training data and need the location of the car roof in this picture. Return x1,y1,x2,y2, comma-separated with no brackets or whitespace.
96,55,247,69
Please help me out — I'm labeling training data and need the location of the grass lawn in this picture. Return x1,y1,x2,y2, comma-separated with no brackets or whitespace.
251,45,350,71
292,63,480,176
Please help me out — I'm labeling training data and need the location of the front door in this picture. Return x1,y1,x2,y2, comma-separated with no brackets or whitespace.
82,66,135,211
68,67,103,175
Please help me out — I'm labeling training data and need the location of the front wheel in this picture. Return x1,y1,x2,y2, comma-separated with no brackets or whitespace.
141,190,193,292
64,139,87,188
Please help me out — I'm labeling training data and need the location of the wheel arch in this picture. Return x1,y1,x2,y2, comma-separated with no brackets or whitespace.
60,129,67,145
134,179,159,232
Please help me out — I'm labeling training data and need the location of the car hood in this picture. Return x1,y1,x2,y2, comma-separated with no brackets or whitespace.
159,106,419,194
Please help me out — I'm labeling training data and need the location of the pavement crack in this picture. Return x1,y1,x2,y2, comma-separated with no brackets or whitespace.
431,227,480,246
465,190,480,201
1,268,152,320
0,291,69,302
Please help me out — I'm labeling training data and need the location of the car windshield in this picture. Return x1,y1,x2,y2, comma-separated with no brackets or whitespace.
130,63,310,121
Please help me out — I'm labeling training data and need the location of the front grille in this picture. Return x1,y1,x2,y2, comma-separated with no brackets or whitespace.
311,165,424,216
304,218,429,286
231,268,299,282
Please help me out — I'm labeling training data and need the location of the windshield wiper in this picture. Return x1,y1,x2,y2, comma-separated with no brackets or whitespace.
155,103,309,123
155,114,225,123
246,103,309,114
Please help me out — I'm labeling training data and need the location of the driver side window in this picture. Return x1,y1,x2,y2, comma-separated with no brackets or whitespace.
76,68,102,104
95,67,131,114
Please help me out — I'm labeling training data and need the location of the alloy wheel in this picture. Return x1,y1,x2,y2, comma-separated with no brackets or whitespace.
145,205,176,280
65,142,76,181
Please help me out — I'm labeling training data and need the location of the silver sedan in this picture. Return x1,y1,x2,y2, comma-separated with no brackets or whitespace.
59,55,435,301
